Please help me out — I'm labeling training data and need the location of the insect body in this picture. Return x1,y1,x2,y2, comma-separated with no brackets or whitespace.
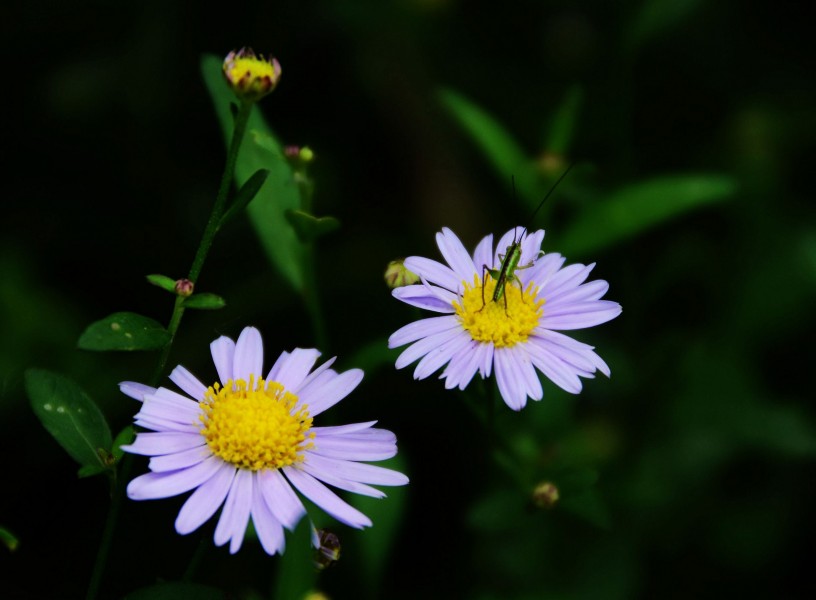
479,164,575,314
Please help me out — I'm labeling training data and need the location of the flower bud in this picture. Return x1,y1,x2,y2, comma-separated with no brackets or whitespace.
284,145,316,170
313,529,341,570
174,278,194,297
223,47,281,102
384,259,420,289
532,481,560,509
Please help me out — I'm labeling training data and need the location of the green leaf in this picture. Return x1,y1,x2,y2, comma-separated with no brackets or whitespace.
438,87,540,206
25,369,112,470
344,337,400,375
78,463,110,479
545,85,583,155
284,209,341,243
561,487,612,530
0,526,19,552
112,425,135,463
625,0,704,53
121,582,227,600
201,54,305,293
220,168,270,225
350,455,408,596
274,519,317,600
182,293,226,310
557,174,737,257
145,274,177,294
78,312,170,351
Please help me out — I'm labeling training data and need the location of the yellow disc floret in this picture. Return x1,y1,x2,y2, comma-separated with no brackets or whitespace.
200,376,314,471
453,274,543,347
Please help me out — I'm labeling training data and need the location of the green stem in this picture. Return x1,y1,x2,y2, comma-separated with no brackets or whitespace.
85,99,255,600
295,172,328,350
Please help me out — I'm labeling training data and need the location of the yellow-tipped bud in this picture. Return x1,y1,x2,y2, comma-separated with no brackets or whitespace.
532,481,560,509
384,259,420,289
223,47,281,102
313,529,341,570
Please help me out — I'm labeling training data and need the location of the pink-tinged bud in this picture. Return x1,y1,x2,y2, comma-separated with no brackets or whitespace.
174,278,194,297
384,259,420,289
222,47,282,102
532,481,560,509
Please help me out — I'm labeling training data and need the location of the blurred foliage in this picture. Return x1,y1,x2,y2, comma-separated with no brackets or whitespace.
2,0,815,599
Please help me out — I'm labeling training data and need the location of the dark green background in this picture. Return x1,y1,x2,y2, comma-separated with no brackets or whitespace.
2,1,814,598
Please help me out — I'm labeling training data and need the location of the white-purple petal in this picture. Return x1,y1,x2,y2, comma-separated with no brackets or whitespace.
494,348,528,411
299,368,364,417
471,233,494,271
127,455,223,500
546,279,609,306
297,462,386,498
436,227,477,280
312,434,397,462
257,469,306,531
394,328,463,370
413,330,473,379
214,468,253,554
250,473,285,555
149,445,212,473
122,432,206,456
526,342,583,394
403,256,462,293
388,315,461,348
210,335,235,385
232,327,264,383
119,381,156,402
168,366,207,401
303,453,409,487
511,346,543,402
311,421,378,436
540,301,622,330
293,356,336,394
538,263,593,298
272,348,321,391
175,462,235,535
283,467,372,529
391,285,457,313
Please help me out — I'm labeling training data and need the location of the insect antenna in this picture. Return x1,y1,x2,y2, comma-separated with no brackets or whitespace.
519,161,576,238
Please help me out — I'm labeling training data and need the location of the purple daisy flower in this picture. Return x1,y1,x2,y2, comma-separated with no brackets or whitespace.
388,227,621,411
120,326,408,555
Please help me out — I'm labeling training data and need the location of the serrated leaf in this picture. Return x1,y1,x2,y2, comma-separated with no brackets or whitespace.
285,210,340,243
25,369,112,470
182,293,226,310
145,274,177,293
78,312,170,351
557,174,737,257
220,168,270,225
438,87,540,206
201,54,305,293
121,582,227,600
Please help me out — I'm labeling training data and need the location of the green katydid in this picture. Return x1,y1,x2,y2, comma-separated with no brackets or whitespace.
480,163,575,313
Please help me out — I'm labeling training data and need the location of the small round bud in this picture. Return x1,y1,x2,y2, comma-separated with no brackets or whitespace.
223,47,281,103
532,481,560,509
384,259,420,289
313,529,341,570
536,152,567,176
174,278,194,297
284,145,316,170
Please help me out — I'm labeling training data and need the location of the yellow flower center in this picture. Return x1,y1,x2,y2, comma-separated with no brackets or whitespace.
225,56,277,84
199,376,314,471
453,275,543,347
